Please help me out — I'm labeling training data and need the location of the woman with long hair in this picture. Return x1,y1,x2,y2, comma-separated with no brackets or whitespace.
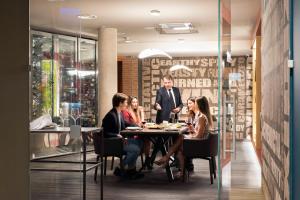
122,96,153,168
155,96,213,178
128,96,144,125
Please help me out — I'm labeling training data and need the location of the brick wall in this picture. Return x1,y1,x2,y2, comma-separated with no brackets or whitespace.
261,0,290,199
118,56,139,97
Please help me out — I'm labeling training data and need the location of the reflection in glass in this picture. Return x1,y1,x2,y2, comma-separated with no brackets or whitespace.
31,31,53,120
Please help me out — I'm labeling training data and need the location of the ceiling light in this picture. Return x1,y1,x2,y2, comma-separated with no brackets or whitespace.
178,39,185,44
172,23,192,30
138,48,172,59
169,64,192,72
124,40,134,43
144,26,155,30
156,23,197,34
77,14,97,20
150,10,161,16
123,37,135,43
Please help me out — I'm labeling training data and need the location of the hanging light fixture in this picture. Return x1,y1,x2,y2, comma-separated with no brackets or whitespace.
169,64,192,72
138,48,172,59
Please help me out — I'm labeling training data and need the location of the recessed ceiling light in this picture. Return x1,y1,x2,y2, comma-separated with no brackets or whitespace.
123,37,135,43
118,32,126,35
150,10,161,16
77,14,97,20
178,39,185,44
124,40,134,43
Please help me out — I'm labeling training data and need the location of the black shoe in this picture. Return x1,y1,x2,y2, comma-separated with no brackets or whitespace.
145,156,153,170
126,169,144,180
129,172,145,180
113,167,124,177
185,158,194,172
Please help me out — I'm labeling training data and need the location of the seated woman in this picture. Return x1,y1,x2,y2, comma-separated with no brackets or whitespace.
180,97,199,171
102,93,144,179
122,96,152,169
122,96,144,126
154,96,213,178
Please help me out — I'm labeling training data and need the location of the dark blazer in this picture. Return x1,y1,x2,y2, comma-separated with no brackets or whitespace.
102,108,137,138
154,86,183,124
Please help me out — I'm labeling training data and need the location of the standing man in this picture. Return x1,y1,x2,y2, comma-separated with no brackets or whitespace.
154,74,183,124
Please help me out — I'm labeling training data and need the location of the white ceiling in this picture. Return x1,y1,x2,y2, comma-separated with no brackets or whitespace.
30,0,261,56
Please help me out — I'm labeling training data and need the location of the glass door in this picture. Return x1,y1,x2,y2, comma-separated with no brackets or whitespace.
54,35,78,127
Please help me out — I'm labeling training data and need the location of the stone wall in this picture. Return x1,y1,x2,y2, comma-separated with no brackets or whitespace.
261,0,290,199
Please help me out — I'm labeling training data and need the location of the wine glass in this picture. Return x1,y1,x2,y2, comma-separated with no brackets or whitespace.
186,118,193,126
141,121,146,128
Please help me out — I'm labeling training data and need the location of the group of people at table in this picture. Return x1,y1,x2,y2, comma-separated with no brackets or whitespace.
102,74,213,180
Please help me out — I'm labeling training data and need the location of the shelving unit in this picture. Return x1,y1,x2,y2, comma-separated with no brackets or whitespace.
31,30,97,127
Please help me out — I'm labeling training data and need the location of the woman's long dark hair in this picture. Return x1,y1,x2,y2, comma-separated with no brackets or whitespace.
196,96,212,127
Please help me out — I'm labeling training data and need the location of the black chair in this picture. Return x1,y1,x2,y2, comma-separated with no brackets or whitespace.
183,131,218,184
93,130,124,182
110,152,144,172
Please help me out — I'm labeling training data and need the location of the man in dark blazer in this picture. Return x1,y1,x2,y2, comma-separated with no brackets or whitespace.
154,74,183,124
102,93,143,179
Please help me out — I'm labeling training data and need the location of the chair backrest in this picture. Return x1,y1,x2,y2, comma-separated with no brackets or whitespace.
208,132,218,157
183,130,218,158
93,129,103,155
93,129,123,157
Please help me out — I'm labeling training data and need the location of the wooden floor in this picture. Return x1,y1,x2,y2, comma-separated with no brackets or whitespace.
30,140,264,200
222,140,265,200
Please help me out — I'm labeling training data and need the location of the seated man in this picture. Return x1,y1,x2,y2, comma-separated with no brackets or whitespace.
102,93,144,179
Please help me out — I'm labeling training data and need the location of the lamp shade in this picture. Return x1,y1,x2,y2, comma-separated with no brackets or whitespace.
138,48,172,59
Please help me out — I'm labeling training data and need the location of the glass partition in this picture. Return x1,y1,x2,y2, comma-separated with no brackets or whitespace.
31,31,54,120
30,0,100,199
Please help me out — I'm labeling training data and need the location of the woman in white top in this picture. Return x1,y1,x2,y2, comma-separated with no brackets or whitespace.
155,96,213,178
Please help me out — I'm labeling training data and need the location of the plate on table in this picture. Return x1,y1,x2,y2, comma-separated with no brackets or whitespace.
126,126,143,130
164,128,179,131
147,125,162,129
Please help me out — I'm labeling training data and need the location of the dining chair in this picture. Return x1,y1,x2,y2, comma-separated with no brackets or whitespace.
182,130,218,184
93,129,124,182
